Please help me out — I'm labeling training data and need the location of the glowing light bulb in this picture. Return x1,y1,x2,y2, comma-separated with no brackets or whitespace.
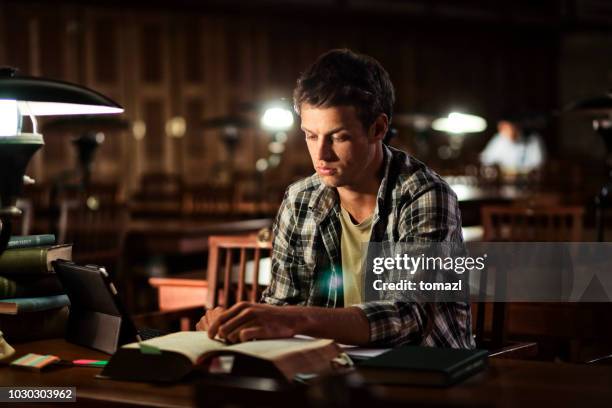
261,107,294,131
0,100,19,136
432,112,487,134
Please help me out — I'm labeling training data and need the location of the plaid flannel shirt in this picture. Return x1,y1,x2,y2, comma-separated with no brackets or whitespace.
261,145,475,348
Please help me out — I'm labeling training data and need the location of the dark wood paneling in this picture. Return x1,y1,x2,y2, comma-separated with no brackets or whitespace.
183,20,203,83
38,11,64,80
140,23,163,83
186,99,205,155
93,18,119,83
143,100,165,163
2,4,31,73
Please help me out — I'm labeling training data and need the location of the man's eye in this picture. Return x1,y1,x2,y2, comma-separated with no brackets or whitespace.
332,134,348,142
305,133,317,141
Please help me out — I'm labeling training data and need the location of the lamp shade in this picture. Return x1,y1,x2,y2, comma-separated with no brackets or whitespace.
565,91,612,115
0,68,123,116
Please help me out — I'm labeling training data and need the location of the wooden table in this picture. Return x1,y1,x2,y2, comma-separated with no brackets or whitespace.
2,339,612,407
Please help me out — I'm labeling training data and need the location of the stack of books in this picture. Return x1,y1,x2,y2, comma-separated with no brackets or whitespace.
0,235,72,342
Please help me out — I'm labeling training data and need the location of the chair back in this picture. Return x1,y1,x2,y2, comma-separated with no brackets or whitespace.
474,205,583,358
482,205,584,242
206,233,272,308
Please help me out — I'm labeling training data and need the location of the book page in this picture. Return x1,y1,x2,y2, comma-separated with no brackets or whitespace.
123,331,226,363
226,337,334,360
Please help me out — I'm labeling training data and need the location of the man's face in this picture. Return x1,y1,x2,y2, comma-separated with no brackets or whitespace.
498,120,520,141
300,104,379,189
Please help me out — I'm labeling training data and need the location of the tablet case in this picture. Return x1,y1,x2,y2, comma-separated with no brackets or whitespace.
53,260,139,354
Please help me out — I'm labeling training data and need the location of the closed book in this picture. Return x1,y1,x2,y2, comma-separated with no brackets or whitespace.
0,305,68,342
0,274,64,299
357,346,488,386
0,294,70,315
101,331,341,382
7,235,56,250
0,244,72,275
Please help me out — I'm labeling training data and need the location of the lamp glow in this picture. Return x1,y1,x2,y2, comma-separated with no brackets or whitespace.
16,101,123,116
0,100,19,136
432,112,487,134
261,107,294,131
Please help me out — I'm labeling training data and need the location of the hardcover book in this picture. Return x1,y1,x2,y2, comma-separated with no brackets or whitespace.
101,331,342,382
0,274,64,299
0,305,69,341
357,346,488,386
0,294,71,315
0,244,72,275
7,235,56,250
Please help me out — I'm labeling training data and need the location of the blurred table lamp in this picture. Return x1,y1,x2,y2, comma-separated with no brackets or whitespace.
566,91,612,241
431,111,487,159
42,116,130,190
0,67,123,252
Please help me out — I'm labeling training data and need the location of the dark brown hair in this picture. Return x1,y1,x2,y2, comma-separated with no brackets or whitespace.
293,49,395,128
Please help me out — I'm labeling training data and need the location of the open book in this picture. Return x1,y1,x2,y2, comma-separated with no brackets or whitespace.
101,331,342,382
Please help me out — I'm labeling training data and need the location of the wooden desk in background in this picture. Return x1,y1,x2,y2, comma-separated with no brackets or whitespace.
2,339,612,407
126,218,273,255
122,218,272,312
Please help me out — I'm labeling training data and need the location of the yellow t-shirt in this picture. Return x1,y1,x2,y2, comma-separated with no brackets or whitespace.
339,206,374,307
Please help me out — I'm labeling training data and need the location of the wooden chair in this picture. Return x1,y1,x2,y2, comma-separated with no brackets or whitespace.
482,205,584,242
206,233,272,309
475,205,585,359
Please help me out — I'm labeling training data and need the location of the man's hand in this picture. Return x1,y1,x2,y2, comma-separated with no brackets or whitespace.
206,302,306,344
195,306,225,332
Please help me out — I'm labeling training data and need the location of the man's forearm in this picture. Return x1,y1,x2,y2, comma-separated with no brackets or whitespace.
294,306,370,345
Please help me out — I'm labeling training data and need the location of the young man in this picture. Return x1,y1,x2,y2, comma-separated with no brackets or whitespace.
197,49,474,348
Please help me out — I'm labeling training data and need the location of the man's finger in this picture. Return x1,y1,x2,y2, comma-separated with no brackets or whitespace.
238,327,267,342
208,302,252,338
195,315,206,331
218,307,258,340
224,320,258,344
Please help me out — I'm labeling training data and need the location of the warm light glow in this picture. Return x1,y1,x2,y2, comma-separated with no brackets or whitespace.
261,107,294,131
166,116,186,138
432,112,487,134
0,100,19,136
16,101,123,116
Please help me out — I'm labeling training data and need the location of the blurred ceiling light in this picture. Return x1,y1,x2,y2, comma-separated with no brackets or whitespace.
275,131,288,143
166,116,186,138
432,112,487,134
255,158,269,172
261,106,294,131
132,120,146,140
268,141,285,154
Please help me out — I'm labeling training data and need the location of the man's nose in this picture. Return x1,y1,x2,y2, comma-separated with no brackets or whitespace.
316,138,335,162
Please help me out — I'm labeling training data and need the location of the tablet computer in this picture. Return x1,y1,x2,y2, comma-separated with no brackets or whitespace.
53,259,165,353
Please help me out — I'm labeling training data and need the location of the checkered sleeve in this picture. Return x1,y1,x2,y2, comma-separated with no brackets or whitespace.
354,182,474,348
261,191,307,306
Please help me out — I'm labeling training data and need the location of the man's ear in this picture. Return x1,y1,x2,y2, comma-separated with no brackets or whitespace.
369,113,389,143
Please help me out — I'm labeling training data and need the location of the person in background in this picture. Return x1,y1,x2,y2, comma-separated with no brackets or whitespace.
480,116,546,175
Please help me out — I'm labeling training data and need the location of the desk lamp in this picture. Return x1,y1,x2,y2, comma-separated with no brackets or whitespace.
566,91,612,241
0,67,123,252
432,111,487,159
